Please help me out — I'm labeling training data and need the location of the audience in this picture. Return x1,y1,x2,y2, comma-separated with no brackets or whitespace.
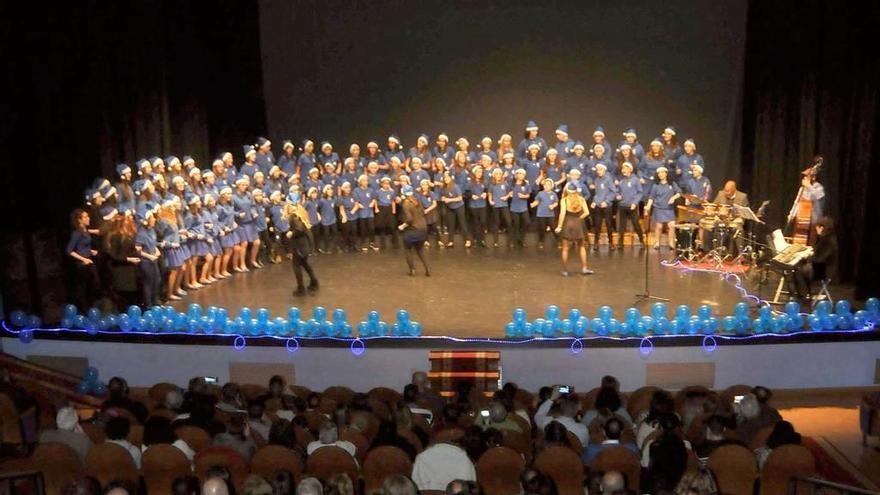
412,439,476,491
412,371,445,417
101,377,148,423
520,469,557,495
295,478,323,495
172,477,201,495
217,383,246,413
306,422,357,459
475,401,523,433
201,477,230,495
39,406,93,462
403,384,434,425
445,479,482,495
582,385,632,428
105,416,142,468
381,474,419,495
143,415,196,461
213,413,257,460
644,415,689,493
324,473,354,495
242,475,274,495
755,420,801,469
247,398,273,442
583,417,639,464
534,388,588,446
270,471,296,495
600,471,626,495
61,477,102,495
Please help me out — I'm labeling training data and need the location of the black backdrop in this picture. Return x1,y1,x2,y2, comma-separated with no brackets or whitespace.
258,0,747,188
740,0,880,298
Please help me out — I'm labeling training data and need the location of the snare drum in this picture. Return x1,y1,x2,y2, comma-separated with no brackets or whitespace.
703,203,718,216
674,223,699,259
717,204,732,219
711,224,736,253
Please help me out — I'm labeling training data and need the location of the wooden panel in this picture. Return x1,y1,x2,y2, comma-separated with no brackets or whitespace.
646,362,715,389
27,355,90,378
229,362,295,387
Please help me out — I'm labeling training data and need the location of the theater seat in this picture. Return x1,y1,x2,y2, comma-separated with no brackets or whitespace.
33,442,83,495
194,445,250,492
759,445,815,495
477,446,525,495
175,425,212,452
306,446,359,484
362,446,412,494
143,444,192,495
534,446,584,495
707,444,758,495
250,445,303,481
589,446,640,491
85,442,139,487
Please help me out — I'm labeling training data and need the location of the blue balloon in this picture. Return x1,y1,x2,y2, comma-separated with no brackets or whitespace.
295,320,309,337
396,309,410,323
574,317,588,337
607,319,620,335
93,382,107,396
704,317,719,334
312,306,327,322
838,314,854,330
332,308,346,323
639,316,655,331
513,308,527,322
815,300,832,316
835,300,851,315
821,314,835,330
591,318,607,335
698,305,713,321
545,305,560,320
410,322,423,336
378,321,389,336
105,315,117,329
784,301,801,315
19,330,34,344
257,307,271,323
206,306,218,319
625,308,640,323
568,308,581,323
505,322,517,336
187,303,203,318
272,317,287,335
357,321,369,337
63,304,78,319
118,314,131,332
758,305,773,322
86,307,101,322
734,302,749,318
542,320,556,337
74,315,87,329
340,322,353,337
524,322,533,335
320,321,335,336
651,302,667,319
790,314,804,330
687,318,702,335
807,315,821,331
735,319,750,335
127,305,142,318
533,318,546,333
722,316,737,332
61,317,73,328
75,381,91,395
560,319,573,335
368,310,380,323
239,307,252,321
598,305,613,322
656,317,672,335
288,307,301,322
634,321,647,336
772,316,787,333
675,305,691,320
866,297,880,316
85,366,99,382
85,322,98,335
752,318,765,333
854,310,869,328
390,322,400,336
26,315,42,330
98,317,109,330
10,310,27,327
671,318,686,335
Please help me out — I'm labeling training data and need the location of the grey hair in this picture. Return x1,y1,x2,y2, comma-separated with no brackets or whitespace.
318,422,338,444
738,393,761,420
296,478,323,495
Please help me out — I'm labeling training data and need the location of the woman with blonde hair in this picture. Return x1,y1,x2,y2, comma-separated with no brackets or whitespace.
156,198,189,301
555,183,593,276
282,193,319,296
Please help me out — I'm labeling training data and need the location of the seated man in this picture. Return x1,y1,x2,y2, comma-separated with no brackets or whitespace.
411,440,476,491
403,383,434,425
534,387,588,446
306,422,357,460
106,416,141,469
712,180,749,252
39,406,93,462
583,417,639,464
474,401,523,434
101,377,148,423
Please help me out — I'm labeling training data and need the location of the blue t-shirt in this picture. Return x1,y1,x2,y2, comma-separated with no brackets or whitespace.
535,190,558,218
467,180,487,208
442,185,464,210
352,187,375,219
336,195,357,220
409,169,430,187
510,183,531,213
304,199,321,226
67,230,92,257
376,188,396,207
135,227,158,258
490,183,510,208
318,198,337,225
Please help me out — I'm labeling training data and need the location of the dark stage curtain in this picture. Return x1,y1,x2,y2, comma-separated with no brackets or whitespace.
741,0,880,299
2,0,267,232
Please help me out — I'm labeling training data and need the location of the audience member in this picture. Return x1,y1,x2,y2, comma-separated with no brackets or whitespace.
635,390,675,450
270,470,296,495
295,478,323,495
104,480,138,495
202,477,231,495
172,476,201,495
247,398,272,441
61,477,102,495
534,388,588,446
644,414,689,493
520,469,557,495
105,416,142,468
541,421,569,450
217,383,246,413
242,475,274,495
381,474,419,495
213,414,257,460
101,377,148,423
412,439,476,490
600,471,625,495
475,401,523,433
39,406,93,462
582,385,632,428
404,384,434,424
306,422,357,458
372,420,418,460
325,473,354,495
735,393,780,445
446,479,482,495
755,420,801,469
143,415,195,461
412,371,445,418
583,417,639,464
268,418,297,450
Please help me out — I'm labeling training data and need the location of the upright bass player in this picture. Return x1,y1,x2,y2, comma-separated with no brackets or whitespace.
787,156,825,245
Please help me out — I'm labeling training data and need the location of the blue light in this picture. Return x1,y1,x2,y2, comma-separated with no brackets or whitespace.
285,337,300,353
350,338,366,356
570,338,584,354
639,337,654,356
233,335,246,351
702,335,718,353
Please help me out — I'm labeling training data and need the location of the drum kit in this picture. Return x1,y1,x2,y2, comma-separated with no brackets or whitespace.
675,197,747,267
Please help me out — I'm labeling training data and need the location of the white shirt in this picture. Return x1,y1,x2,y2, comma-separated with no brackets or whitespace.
306,440,357,459
411,443,476,491
108,438,142,469
534,400,589,446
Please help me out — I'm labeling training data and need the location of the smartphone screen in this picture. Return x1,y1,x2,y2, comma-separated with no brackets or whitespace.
204,376,218,384
734,395,744,404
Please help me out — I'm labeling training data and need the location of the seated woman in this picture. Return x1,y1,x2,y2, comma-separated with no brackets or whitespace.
755,420,801,469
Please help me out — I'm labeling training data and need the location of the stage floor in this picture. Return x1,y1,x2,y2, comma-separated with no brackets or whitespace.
172,246,752,337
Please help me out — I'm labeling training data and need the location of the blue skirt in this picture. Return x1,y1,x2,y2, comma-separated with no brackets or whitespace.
652,207,676,223
239,223,258,243
209,237,223,256
220,230,240,248
189,239,210,257
165,246,189,268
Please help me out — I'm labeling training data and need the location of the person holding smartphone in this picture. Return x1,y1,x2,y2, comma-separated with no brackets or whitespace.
533,385,588,446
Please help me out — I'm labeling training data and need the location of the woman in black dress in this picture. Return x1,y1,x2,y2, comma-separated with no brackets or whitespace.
555,183,594,276
397,185,430,276
282,195,319,296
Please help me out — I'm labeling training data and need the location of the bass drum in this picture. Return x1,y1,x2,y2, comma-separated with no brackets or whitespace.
674,223,699,260
711,224,737,255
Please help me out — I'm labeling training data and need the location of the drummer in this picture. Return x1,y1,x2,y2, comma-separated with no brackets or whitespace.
712,180,750,251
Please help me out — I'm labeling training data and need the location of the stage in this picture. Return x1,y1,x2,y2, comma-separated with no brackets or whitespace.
169,246,753,338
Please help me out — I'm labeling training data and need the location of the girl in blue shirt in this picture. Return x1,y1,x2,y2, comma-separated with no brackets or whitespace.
521,146,542,186
616,145,640,181
433,158,449,236
499,152,517,185
516,120,547,159
240,146,259,179
407,135,432,172
303,187,321,247
66,208,100,310
645,167,681,250
336,181,358,252
531,178,559,249
488,168,512,248
135,210,162,307
408,157,431,188
297,140,317,182
676,139,705,187
616,162,645,247
476,136,498,164
203,193,224,278
375,176,398,249
589,163,619,251
510,169,532,248
467,166,489,248
416,179,440,248
640,139,667,200
440,172,468,248
278,141,297,178
252,188,269,267
661,126,682,177
156,199,187,300
541,149,566,193
384,137,405,166
232,177,260,272
317,142,340,174
304,167,323,195
340,158,360,190
433,133,455,169
353,175,378,252
318,184,338,253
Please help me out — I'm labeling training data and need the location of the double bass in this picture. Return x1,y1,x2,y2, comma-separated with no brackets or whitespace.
787,155,823,245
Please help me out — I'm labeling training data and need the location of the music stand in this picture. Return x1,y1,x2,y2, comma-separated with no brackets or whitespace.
634,212,670,306
732,204,764,224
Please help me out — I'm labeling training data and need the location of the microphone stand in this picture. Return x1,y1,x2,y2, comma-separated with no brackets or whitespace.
634,210,669,305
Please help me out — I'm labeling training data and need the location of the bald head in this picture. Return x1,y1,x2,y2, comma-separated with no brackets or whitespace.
723,180,737,197
201,478,229,495
600,471,625,494
412,371,429,392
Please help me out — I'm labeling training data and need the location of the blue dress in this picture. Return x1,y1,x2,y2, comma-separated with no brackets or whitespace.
648,182,680,223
